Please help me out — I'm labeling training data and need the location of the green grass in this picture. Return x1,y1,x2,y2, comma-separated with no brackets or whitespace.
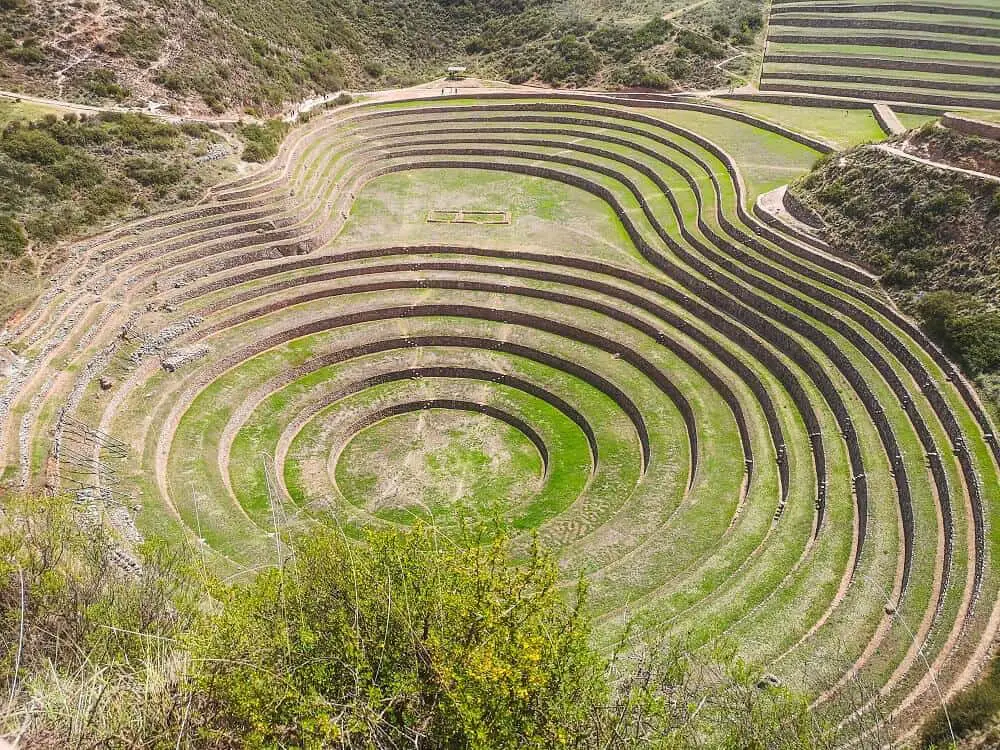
897,112,943,129
0,97,77,126
334,168,645,266
10,94,1000,738
706,97,889,148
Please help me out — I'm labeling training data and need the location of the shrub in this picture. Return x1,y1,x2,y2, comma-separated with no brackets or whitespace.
3,499,845,748
82,178,131,218
711,22,731,40
239,119,290,162
188,528,607,748
946,310,1000,374
303,50,346,90
1,127,67,165
83,68,130,101
125,156,184,186
5,40,44,65
0,495,199,745
47,150,105,188
363,60,385,78
632,17,673,48
916,291,1000,374
676,30,725,59
741,12,764,32
540,34,599,85
98,112,181,150
185,526,839,749
0,214,27,256
114,23,164,63
877,217,929,251
612,62,672,90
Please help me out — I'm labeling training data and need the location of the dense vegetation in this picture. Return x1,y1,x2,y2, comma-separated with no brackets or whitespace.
0,495,862,749
0,111,217,249
0,0,763,114
0,108,232,324
789,126,1000,413
239,119,290,162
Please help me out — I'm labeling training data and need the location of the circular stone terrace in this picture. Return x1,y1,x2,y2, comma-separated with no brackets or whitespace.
1,90,999,742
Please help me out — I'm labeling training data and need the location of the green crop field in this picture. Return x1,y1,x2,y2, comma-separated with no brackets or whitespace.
761,0,1000,110
2,91,999,743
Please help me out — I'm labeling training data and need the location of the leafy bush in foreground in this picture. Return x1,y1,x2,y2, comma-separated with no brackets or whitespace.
0,495,201,746
190,529,606,748
2,496,851,749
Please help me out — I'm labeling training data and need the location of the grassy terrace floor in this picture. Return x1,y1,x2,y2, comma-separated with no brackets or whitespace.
1,93,998,743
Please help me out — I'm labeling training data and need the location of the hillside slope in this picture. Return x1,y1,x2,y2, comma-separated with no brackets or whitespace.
0,0,763,115
788,124,1000,411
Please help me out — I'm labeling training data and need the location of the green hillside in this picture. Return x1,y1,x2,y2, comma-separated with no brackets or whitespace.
0,0,764,114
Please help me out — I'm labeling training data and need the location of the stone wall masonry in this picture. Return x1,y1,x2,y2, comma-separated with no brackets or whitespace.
383,156,855,541
753,199,821,251
769,71,1000,96
178,101,984,580
192,312,668,473
763,53,1000,80
770,3,1000,20
707,147,991,594
770,16,1000,40
760,81,1000,110
767,33,1000,56
318,143,879,544
467,137,936,588
205,283,709,477
358,94,835,154
188,106,992,552
873,103,908,135
364,111,884,298
196,256,771,500
187,243,792,503
782,187,826,230
943,113,1000,141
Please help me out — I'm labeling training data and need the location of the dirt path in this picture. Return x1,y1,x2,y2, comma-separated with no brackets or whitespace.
665,0,717,20
874,143,1000,185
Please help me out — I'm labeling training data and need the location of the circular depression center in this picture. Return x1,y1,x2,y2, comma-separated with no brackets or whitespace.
335,407,546,524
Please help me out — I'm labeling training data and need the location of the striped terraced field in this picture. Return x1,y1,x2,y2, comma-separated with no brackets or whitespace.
763,0,1000,110
2,93,1000,738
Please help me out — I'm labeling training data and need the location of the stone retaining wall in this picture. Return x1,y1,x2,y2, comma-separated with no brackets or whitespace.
760,81,1000,110
769,71,1000,96
943,113,1000,141
771,2,1000,20
767,33,1000,56
770,16,1000,40
764,53,1000,79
